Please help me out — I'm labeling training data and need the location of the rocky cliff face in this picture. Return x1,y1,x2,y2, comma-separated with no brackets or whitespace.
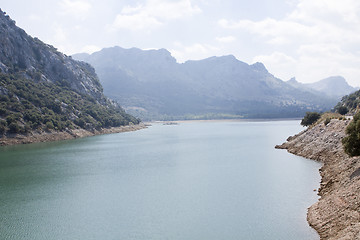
0,10,140,141
0,9,102,100
276,120,360,239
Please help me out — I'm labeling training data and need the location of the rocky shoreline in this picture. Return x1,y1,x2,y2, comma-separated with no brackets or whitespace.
0,123,147,146
276,119,360,239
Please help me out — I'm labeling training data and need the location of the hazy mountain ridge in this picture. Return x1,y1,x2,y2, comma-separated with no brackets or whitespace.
287,76,358,98
0,10,139,137
74,46,339,120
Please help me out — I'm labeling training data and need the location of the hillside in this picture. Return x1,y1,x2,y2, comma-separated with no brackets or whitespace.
333,89,360,115
74,47,337,120
0,10,140,142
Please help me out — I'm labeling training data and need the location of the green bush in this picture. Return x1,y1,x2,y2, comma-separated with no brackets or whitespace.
301,112,321,126
337,106,348,115
6,114,21,125
342,112,360,156
324,118,331,126
8,122,20,133
0,120,7,134
45,121,54,130
0,107,7,115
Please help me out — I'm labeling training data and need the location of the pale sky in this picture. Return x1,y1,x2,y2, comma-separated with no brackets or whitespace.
1,0,360,87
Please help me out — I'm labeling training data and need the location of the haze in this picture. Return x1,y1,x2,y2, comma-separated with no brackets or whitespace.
2,0,359,87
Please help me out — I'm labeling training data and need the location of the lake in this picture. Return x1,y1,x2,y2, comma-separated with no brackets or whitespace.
0,120,321,240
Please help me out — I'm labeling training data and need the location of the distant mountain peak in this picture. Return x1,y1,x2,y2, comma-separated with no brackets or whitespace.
288,77,298,83
200,55,238,63
287,75,357,98
251,62,268,73
320,76,347,84
310,76,356,97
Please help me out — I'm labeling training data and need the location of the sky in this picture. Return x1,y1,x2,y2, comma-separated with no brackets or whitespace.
1,0,360,87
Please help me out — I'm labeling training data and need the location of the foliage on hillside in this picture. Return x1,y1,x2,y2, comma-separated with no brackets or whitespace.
301,112,321,126
0,73,140,135
342,112,360,156
334,90,360,114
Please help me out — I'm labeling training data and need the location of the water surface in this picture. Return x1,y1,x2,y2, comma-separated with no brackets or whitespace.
0,120,320,239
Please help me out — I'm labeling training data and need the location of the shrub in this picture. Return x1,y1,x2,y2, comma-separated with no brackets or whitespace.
0,107,7,115
0,120,7,134
337,106,349,115
342,112,360,156
324,118,331,126
74,118,85,128
45,121,54,130
6,114,20,125
301,112,321,126
8,122,20,133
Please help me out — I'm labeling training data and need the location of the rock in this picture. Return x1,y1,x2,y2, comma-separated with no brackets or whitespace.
277,119,360,239
0,9,102,100
0,123,146,146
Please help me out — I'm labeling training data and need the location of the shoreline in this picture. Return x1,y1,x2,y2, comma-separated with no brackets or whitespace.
276,119,360,240
0,123,147,146
146,117,302,124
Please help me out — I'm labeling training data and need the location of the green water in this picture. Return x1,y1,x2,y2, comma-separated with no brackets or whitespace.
0,120,320,239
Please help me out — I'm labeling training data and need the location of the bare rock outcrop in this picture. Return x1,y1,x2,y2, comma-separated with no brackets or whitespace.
276,119,360,239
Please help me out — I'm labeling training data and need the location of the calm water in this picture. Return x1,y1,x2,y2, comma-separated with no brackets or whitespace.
0,120,321,240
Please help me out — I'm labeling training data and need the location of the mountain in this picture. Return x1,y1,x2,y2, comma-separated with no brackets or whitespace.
287,76,357,98
308,76,358,97
73,47,335,120
73,46,337,120
0,10,139,137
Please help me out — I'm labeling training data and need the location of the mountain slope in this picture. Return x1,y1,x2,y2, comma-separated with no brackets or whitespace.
74,46,337,120
287,76,357,98
309,76,357,97
333,89,360,114
0,10,139,138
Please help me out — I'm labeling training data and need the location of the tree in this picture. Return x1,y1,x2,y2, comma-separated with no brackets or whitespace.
342,112,360,156
0,120,7,134
337,106,348,115
301,112,321,126
8,122,20,133
45,121,54,130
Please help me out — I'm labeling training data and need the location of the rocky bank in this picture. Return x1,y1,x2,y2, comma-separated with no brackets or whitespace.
276,119,360,239
0,123,146,146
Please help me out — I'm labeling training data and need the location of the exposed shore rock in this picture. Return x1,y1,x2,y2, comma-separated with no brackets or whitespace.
276,119,360,239
0,123,146,146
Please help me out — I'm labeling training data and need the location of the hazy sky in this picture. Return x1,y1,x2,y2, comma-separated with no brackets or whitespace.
1,0,360,87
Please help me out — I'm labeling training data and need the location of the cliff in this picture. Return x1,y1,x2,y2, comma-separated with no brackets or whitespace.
0,9,141,142
0,10,102,99
276,119,360,239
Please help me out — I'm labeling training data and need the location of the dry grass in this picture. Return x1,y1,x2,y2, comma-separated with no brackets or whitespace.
309,112,346,128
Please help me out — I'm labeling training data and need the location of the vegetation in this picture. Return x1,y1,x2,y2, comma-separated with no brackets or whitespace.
0,73,140,135
301,112,321,126
324,118,331,126
342,112,360,156
337,106,349,115
334,90,360,114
